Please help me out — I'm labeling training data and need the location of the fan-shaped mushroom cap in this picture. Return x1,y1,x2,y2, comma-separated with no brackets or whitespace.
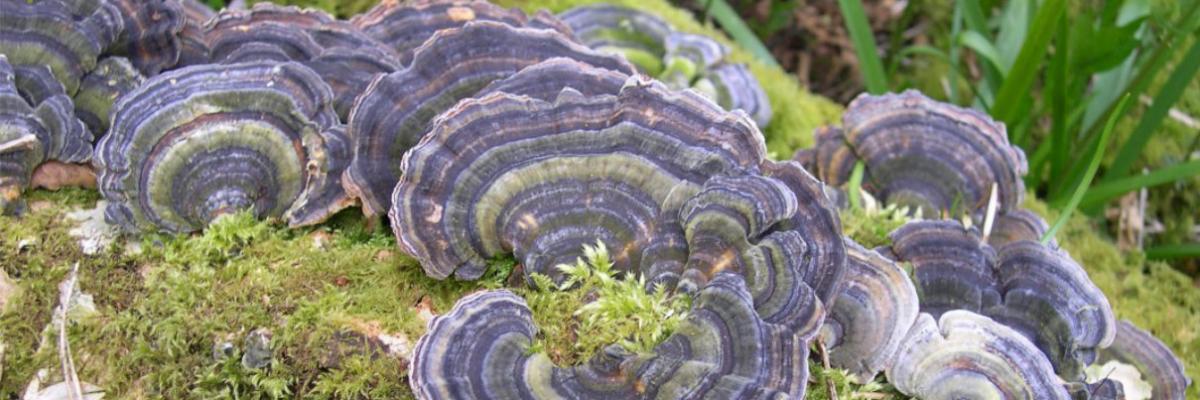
74,57,144,136
888,220,1001,316
476,58,629,101
390,78,759,281
94,61,352,232
352,0,571,66
1095,320,1191,400
888,219,1117,379
557,3,672,74
988,240,1116,379
988,208,1057,248
0,56,92,213
887,311,1071,400
802,90,1027,218
175,0,213,68
346,21,636,217
0,0,122,94
202,3,402,119
820,239,919,384
557,4,772,128
104,0,186,75
706,63,772,129
410,273,806,399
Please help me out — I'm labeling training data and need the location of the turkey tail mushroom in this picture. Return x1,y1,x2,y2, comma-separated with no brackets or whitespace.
1093,320,1191,400
820,239,920,384
558,4,772,127
888,219,1117,380
95,61,351,232
0,56,92,214
345,21,636,217
410,273,806,399
801,90,1026,219
202,3,402,119
886,311,1071,399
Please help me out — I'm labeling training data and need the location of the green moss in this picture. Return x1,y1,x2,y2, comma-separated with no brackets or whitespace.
0,199,480,398
518,242,690,366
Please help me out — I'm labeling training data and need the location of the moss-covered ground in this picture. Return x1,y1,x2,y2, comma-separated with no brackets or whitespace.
1,0,1197,398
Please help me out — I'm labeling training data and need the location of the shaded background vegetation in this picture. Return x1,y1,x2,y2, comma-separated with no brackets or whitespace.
686,0,1199,275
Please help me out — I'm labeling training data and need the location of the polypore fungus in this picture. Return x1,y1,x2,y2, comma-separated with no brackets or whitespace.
886,310,1071,399
558,4,772,127
1094,320,1191,400
0,56,92,214
887,219,1116,380
820,239,920,384
345,21,636,216
95,61,351,232
0,0,120,94
411,273,809,399
202,3,402,119
351,0,570,66
797,90,1026,219
73,57,144,136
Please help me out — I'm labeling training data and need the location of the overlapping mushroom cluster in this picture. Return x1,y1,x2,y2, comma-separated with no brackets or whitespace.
803,91,1190,400
401,68,846,397
2,0,1191,399
0,55,91,214
558,4,772,128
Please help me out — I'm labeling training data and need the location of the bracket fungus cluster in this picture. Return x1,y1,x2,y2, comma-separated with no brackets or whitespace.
412,273,813,399
400,66,845,397
0,56,92,213
198,3,403,118
344,20,637,216
2,0,1192,399
885,220,1117,380
888,310,1072,399
795,89,1190,399
558,4,772,128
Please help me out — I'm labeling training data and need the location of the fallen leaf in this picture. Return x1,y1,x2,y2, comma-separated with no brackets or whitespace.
30,162,96,190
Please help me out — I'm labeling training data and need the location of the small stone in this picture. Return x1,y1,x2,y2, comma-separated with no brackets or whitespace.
375,250,394,262
212,341,236,361
414,296,436,324
16,238,35,252
28,201,53,213
309,231,332,250
67,202,120,256
241,328,273,369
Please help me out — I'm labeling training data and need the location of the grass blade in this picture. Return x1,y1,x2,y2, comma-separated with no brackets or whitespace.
1103,37,1200,181
1145,243,1200,260
959,31,1008,75
1080,159,1200,211
1042,94,1131,244
991,0,1067,127
697,0,780,68
847,161,866,210
836,0,889,94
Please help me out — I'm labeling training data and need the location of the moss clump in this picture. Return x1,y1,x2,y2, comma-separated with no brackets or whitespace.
519,242,690,365
0,199,484,398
